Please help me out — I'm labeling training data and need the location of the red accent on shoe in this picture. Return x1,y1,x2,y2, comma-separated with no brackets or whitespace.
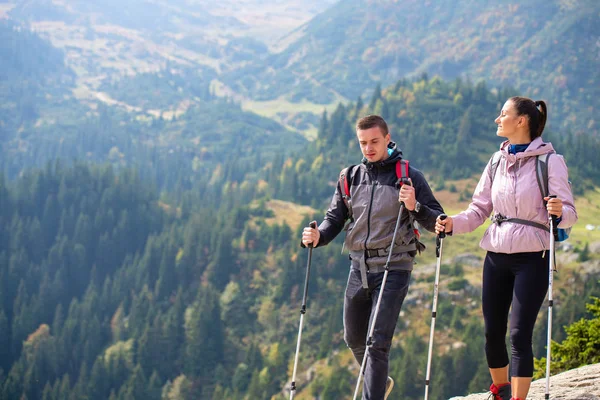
490,383,510,393
489,383,511,400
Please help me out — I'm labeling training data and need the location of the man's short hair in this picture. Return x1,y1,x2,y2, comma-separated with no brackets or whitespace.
356,115,389,136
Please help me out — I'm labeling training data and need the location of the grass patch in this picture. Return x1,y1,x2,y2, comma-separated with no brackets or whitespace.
568,187,600,246
242,97,336,117
240,96,341,139
264,199,318,231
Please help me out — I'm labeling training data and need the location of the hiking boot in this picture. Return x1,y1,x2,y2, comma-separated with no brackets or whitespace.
487,382,511,400
384,376,394,399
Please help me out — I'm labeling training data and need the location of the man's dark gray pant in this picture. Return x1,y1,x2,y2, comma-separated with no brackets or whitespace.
344,267,411,400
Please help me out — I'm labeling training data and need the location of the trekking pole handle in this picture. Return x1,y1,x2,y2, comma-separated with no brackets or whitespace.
438,214,447,239
547,195,558,218
308,221,317,248
396,176,411,188
547,195,559,243
397,177,411,206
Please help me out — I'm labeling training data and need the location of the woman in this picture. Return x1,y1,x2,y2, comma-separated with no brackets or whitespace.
435,97,577,400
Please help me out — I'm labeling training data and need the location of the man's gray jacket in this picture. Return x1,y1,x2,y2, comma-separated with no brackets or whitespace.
315,144,444,273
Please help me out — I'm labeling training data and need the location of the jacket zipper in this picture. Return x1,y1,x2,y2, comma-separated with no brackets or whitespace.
514,158,520,217
364,181,377,251
515,159,519,214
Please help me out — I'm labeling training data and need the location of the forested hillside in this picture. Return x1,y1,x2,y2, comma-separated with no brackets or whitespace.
0,23,305,190
2,154,598,400
224,0,599,136
4,1,598,137
263,76,600,208
0,21,75,145
2,74,600,399
2,9,600,400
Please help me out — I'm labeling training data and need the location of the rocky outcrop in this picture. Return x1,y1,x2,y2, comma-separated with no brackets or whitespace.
449,363,600,400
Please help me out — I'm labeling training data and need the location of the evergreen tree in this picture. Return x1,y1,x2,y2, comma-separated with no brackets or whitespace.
123,364,149,400
41,382,53,400
147,371,163,400
184,284,224,381
369,83,383,111
0,311,9,372
88,357,110,400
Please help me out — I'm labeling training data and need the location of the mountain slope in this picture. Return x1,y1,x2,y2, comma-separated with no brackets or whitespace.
0,24,306,186
225,0,599,134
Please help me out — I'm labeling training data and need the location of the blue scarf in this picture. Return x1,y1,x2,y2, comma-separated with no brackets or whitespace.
508,143,530,154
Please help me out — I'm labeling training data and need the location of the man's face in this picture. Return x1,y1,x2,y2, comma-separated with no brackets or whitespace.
357,126,391,163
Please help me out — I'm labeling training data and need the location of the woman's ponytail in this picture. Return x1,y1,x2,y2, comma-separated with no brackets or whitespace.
510,97,548,140
533,100,547,138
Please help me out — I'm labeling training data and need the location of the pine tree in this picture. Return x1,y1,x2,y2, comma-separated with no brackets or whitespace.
41,382,53,400
204,234,234,290
154,244,177,300
69,362,88,400
57,374,71,400
122,364,149,400
245,370,262,399
369,83,382,111
147,371,163,400
317,110,329,142
232,363,251,393
0,311,9,372
88,357,110,400
137,316,164,379
184,284,224,381
353,96,364,121
2,359,25,400
431,354,454,399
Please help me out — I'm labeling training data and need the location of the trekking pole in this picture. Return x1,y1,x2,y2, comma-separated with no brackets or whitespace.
545,195,558,400
352,183,409,400
424,214,447,400
289,221,317,400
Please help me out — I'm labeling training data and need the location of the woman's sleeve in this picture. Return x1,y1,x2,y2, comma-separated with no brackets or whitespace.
452,157,495,235
549,155,577,228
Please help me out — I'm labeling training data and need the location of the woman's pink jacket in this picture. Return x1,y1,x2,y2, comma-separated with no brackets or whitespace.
452,137,577,254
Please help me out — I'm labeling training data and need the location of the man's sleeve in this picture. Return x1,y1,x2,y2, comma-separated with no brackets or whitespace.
410,168,444,233
301,174,349,248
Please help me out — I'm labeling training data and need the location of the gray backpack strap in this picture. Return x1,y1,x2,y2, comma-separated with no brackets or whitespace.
488,151,502,184
492,213,549,232
536,153,553,204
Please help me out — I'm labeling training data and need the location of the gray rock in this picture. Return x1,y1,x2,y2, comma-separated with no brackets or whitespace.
580,259,600,277
449,363,600,400
589,241,600,254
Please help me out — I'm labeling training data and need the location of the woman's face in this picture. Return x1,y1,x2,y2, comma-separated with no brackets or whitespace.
495,100,525,140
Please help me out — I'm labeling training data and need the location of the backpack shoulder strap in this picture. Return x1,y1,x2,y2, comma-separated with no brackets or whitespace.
396,159,409,179
488,151,502,184
536,153,553,203
395,159,410,187
339,165,357,221
339,165,356,199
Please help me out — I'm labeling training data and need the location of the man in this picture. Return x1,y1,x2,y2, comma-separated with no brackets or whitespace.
301,115,443,399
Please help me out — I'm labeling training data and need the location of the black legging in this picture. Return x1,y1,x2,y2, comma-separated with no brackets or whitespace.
482,251,549,377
